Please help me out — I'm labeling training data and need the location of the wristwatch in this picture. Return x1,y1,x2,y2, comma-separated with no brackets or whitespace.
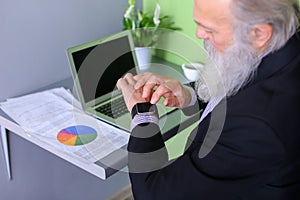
131,102,157,118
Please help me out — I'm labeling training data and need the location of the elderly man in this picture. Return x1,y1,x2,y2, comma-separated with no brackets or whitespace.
117,0,300,199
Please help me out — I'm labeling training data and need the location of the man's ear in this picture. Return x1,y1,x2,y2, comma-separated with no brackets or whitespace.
250,24,273,50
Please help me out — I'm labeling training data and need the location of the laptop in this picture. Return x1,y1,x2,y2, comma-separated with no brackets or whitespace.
67,31,176,132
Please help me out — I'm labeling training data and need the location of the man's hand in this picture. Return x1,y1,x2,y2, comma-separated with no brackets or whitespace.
117,73,147,112
134,72,192,108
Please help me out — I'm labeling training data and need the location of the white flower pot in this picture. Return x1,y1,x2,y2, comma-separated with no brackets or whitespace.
135,47,152,71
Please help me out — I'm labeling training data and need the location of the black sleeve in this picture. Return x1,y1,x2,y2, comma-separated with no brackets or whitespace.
127,115,285,200
181,98,207,116
181,82,207,116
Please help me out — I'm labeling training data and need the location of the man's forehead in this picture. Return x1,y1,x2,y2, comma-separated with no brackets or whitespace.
194,0,233,25
194,0,232,8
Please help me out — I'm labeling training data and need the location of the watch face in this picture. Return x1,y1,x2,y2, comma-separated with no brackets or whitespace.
137,103,155,113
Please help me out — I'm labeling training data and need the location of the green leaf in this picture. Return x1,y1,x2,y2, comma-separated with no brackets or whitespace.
122,2,182,47
128,0,135,6
123,18,133,30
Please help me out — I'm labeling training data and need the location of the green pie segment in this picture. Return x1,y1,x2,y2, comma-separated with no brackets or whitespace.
57,125,97,146
75,133,97,145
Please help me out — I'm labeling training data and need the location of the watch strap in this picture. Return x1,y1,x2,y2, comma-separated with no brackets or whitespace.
130,114,159,131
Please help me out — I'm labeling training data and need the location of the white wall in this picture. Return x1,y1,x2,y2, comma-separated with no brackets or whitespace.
0,2,143,199
0,0,139,101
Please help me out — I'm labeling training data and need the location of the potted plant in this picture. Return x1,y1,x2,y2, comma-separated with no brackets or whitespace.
123,0,181,69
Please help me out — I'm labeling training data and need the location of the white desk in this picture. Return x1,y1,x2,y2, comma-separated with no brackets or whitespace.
0,78,129,180
0,125,10,180
0,62,200,180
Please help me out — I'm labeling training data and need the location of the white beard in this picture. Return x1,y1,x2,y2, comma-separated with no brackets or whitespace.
195,38,263,102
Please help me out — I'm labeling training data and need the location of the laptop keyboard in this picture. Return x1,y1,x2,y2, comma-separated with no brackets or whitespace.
96,98,128,119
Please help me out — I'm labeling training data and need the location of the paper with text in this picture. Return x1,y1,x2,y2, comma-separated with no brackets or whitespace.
0,87,129,163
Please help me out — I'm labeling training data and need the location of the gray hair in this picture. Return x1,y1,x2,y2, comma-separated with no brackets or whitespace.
231,0,300,53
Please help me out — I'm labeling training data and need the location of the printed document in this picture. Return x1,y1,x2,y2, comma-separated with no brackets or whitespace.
0,87,129,163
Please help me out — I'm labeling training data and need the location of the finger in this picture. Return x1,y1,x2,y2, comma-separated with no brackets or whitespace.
142,83,157,98
144,88,153,102
164,96,179,107
134,72,152,89
163,80,182,95
150,85,171,104
134,72,163,90
123,73,136,85
138,76,162,99
163,92,178,106
116,78,127,91
133,72,153,80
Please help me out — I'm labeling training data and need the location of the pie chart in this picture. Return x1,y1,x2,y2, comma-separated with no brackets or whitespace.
57,125,97,146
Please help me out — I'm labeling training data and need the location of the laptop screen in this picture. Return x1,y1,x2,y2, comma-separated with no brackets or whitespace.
71,35,136,104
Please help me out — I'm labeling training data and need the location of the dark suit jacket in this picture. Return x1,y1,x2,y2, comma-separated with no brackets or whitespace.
128,33,300,200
